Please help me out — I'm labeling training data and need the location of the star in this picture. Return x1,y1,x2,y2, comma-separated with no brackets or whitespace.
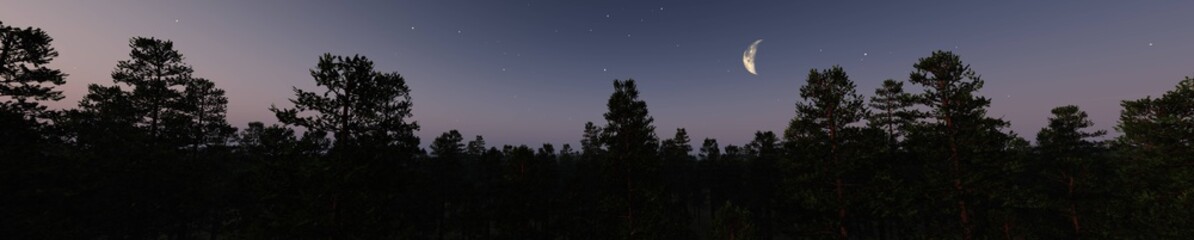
174,19,179,23
502,68,507,72
1149,42,1154,47
606,14,611,18
626,33,631,37
603,68,607,72
411,26,415,30
863,53,868,56
660,7,664,11
457,30,462,34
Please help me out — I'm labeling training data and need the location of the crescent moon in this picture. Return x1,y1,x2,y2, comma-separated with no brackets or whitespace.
743,39,763,75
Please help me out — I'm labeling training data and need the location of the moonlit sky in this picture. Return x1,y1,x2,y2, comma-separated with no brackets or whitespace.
4,1,1192,147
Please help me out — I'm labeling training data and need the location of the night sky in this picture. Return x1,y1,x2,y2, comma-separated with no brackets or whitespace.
4,1,1192,147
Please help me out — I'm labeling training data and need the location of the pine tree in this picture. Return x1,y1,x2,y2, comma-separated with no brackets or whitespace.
467,135,487,157
905,51,1011,239
745,131,781,239
782,66,866,239
63,37,238,238
600,79,658,238
0,21,69,239
1036,105,1107,238
114,37,193,140
181,78,235,150
271,53,419,155
0,21,67,118
269,53,420,238
867,79,917,149
700,138,721,161
582,121,605,157
76,37,229,148
558,123,611,239
864,79,923,238
431,130,466,159
599,79,689,238
697,138,722,227
1112,76,1194,238
430,130,466,239
660,128,698,238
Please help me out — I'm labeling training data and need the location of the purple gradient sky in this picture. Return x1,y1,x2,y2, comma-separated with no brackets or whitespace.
4,1,1192,147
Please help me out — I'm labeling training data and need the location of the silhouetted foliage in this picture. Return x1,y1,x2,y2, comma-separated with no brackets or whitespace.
1111,76,1194,238
905,50,1015,239
867,79,917,149
1034,105,1109,238
0,21,66,118
0,21,69,239
271,53,419,155
781,66,868,239
6,25,1194,240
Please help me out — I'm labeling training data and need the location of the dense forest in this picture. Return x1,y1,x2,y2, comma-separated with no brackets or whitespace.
3,21,1193,240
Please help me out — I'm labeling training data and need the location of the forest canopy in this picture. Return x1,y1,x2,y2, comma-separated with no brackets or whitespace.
3,21,1194,239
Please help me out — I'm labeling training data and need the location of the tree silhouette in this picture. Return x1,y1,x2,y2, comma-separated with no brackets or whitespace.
744,131,781,239
1113,76,1194,238
0,21,69,239
269,53,420,238
600,79,659,238
181,78,235,151
5,25,1194,239
867,79,917,149
1036,105,1107,238
271,53,419,155
660,128,699,238
55,37,237,239
109,38,197,140
598,79,691,238
783,66,867,239
0,21,66,118
905,50,1012,239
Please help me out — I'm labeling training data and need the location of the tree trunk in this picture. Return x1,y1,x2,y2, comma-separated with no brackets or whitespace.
941,79,972,240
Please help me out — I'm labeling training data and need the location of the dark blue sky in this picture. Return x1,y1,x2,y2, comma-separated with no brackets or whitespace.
4,1,1192,147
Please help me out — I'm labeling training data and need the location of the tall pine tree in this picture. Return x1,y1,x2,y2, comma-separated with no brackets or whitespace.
1036,105,1107,238
269,53,421,238
782,66,867,239
599,79,689,238
905,51,1011,239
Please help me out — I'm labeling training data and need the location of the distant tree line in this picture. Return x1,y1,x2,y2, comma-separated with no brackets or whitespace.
3,21,1194,239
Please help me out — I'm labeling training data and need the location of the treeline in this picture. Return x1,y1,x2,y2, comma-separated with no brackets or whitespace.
3,21,1194,239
